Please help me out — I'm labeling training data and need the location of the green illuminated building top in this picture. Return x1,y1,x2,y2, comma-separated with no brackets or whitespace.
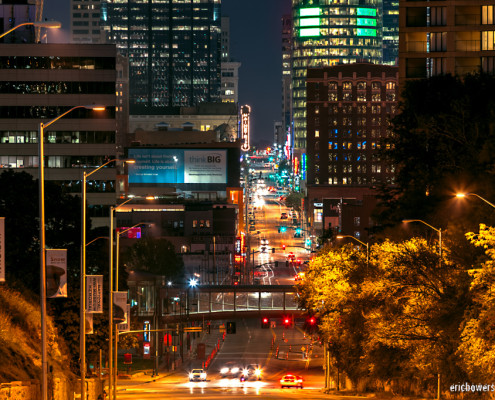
292,0,383,149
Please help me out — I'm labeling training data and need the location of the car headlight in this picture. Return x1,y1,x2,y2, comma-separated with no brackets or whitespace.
242,369,249,376
200,373,206,379
255,368,261,376
220,367,229,374
231,367,239,374
189,373,194,379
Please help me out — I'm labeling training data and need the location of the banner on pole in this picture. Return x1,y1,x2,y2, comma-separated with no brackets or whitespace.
117,304,131,332
86,312,94,335
0,218,4,282
46,249,67,298
113,291,127,324
86,275,103,313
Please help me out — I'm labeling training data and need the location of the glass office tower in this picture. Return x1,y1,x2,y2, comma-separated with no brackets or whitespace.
101,0,222,113
292,0,383,149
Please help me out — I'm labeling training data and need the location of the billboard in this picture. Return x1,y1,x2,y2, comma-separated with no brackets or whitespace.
128,148,227,185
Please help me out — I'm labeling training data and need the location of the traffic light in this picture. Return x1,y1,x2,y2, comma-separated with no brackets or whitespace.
308,317,316,325
296,228,302,235
282,244,286,250
280,226,287,233
261,317,270,329
283,317,291,328
272,247,275,253
226,321,236,334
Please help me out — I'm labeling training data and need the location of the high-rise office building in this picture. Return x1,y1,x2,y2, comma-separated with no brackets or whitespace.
101,0,222,114
0,0,36,44
220,16,240,104
399,0,495,81
291,0,383,150
281,14,292,148
382,0,399,65
0,44,119,227
70,0,103,43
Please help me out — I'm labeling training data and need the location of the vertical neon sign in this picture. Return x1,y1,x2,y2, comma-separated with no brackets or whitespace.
240,105,251,152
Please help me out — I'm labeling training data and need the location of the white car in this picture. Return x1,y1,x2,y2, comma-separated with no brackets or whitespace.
189,368,206,381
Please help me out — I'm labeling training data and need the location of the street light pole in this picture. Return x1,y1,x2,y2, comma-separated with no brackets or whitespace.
39,104,105,400
402,219,442,260
336,235,369,269
0,20,61,39
82,156,132,400
113,221,148,398
456,192,495,209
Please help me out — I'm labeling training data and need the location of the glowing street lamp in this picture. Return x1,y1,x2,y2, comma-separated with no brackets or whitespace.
455,192,495,209
0,20,61,39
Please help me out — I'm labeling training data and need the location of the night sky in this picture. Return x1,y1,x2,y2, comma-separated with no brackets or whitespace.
43,0,292,145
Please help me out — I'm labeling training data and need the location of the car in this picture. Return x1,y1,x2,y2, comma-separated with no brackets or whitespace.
260,245,267,253
220,362,242,378
249,225,256,231
260,238,269,246
287,252,295,261
294,272,305,281
280,212,288,219
280,374,303,388
241,364,262,380
189,368,207,382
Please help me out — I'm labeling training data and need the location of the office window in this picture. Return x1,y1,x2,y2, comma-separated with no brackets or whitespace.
482,6,495,25
483,31,495,51
431,32,447,52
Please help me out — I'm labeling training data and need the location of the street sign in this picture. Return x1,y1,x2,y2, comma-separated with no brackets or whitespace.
184,327,202,332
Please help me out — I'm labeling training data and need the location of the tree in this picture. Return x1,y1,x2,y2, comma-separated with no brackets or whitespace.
285,191,303,212
121,237,184,279
457,224,495,381
377,73,495,230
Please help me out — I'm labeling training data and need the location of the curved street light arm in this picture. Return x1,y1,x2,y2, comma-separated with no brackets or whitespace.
402,219,440,234
467,193,495,209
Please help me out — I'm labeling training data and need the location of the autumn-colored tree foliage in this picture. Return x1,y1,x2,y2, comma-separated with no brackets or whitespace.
297,237,478,394
457,224,495,381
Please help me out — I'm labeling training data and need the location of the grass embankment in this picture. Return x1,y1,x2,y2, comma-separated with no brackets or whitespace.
0,286,74,383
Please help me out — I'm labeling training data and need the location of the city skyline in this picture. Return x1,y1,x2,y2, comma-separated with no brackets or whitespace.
43,0,291,145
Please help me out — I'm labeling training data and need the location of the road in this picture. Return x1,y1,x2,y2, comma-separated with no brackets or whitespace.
116,316,332,399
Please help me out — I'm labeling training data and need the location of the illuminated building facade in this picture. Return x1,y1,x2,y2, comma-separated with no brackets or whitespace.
101,0,222,113
399,0,495,81
292,0,383,149
383,0,399,65
220,16,241,104
305,63,398,238
70,0,103,43
0,44,119,228
281,14,293,146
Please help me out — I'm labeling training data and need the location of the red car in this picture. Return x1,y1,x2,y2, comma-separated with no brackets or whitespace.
280,374,303,389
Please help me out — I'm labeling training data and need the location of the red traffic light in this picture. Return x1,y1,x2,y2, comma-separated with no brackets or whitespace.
309,317,316,325
263,318,268,323
284,318,290,324
282,244,286,249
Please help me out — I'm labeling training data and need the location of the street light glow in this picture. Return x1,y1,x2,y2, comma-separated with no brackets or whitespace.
189,278,198,287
